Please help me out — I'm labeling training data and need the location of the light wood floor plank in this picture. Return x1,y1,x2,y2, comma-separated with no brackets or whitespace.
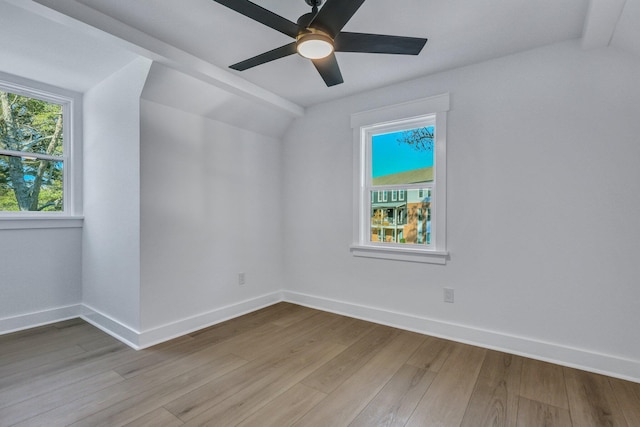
0,344,86,380
181,342,345,426
123,408,184,427
292,330,426,427
16,351,246,426
405,343,487,427
114,303,309,380
51,318,87,329
0,343,137,410
270,303,322,327
77,334,127,352
0,371,125,427
163,327,346,422
406,335,455,372
236,383,327,427
67,354,247,426
519,358,569,409
1,304,638,427
307,314,375,346
564,367,629,427
319,316,376,347
223,310,340,361
516,397,572,427
610,378,640,426
349,364,435,427
460,350,523,427
186,302,286,341
0,341,127,390
0,322,103,365
112,335,196,379
301,324,399,394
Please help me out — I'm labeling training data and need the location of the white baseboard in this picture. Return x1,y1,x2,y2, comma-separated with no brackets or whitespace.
0,304,83,335
80,304,142,349
80,291,284,350
135,291,284,349
282,290,640,383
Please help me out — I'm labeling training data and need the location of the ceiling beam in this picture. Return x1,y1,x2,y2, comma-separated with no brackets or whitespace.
6,0,305,118
581,0,627,50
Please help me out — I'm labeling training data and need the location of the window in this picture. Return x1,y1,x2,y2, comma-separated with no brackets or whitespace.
350,94,449,264
0,73,81,225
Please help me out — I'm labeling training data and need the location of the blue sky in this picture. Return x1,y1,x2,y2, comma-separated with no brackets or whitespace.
372,128,434,178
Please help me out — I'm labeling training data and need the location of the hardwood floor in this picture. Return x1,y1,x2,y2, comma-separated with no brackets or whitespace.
1,303,639,426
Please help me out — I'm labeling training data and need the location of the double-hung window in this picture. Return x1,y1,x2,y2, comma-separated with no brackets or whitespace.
351,94,449,264
0,73,81,227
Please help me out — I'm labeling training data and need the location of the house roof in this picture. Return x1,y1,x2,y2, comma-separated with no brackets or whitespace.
372,167,433,186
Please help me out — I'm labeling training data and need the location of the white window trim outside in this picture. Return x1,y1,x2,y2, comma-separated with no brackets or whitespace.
0,71,83,229
350,93,449,264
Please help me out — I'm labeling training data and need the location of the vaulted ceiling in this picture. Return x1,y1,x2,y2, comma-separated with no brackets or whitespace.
2,0,639,113
69,0,592,107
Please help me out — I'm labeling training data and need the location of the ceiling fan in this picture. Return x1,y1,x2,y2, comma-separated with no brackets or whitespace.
213,0,428,86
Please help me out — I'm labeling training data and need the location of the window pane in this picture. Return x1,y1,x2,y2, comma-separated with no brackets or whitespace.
0,90,64,156
0,155,63,211
370,188,431,245
371,126,434,185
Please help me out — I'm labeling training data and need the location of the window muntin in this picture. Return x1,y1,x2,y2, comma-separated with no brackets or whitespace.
0,85,70,213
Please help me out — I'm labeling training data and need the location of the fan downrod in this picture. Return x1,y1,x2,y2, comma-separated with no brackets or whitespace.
305,0,322,8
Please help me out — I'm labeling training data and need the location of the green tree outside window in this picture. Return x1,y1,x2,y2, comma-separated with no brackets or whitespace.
0,90,64,212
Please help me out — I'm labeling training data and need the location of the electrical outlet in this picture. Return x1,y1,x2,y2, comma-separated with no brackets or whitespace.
238,272,245,286
443,287,454,303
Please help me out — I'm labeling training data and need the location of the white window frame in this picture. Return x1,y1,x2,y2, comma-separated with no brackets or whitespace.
350,93,449,264
0,72,83,229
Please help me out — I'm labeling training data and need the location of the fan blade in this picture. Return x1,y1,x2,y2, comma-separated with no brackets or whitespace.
310,0,366,37
212,0,299,38
335,32,427,55
312,53,343,87
230,42,297,71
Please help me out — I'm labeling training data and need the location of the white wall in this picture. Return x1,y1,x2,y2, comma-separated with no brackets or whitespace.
0,226,82,332
138,98,284,343
82,57,151,342
282,40,640,381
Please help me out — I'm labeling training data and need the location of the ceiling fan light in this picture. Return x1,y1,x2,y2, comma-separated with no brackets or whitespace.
297,32,334,59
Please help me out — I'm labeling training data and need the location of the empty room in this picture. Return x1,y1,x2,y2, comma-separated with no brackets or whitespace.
1,0,639,425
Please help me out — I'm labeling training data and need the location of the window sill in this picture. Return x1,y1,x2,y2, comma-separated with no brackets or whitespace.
0,216,84,230
350,244,449,264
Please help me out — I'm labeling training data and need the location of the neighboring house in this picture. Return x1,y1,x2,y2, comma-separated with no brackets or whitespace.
370,167,432,244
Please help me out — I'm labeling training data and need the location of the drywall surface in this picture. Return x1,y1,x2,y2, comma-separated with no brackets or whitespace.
0,227,82,330
282,40,640,379
82,57,151,333
139,98,285,333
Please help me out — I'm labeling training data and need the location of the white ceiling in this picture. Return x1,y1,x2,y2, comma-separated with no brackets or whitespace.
611,0,640,57
0,1,137,92
2,0,640,112
69,0,592,107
